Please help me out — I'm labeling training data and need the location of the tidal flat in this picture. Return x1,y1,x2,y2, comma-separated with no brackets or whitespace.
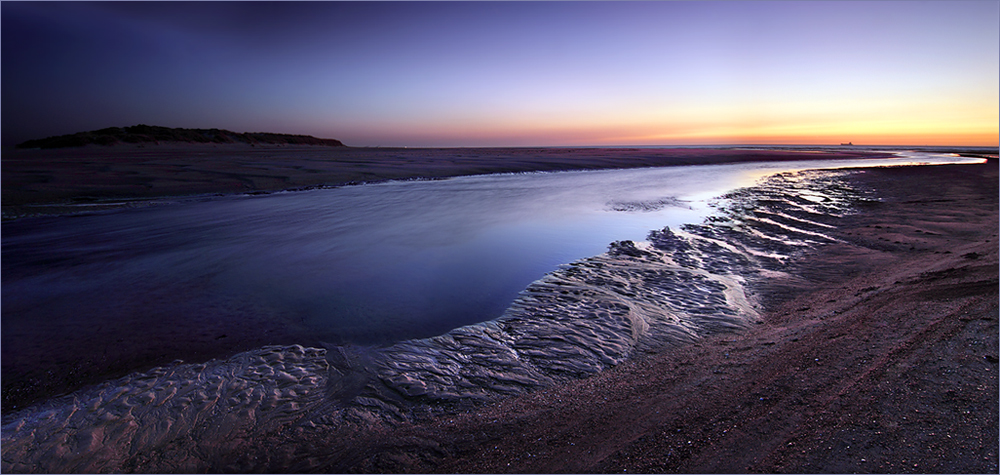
1,146,996,473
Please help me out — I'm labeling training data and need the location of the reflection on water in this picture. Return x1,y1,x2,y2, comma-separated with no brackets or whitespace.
0,152,983,406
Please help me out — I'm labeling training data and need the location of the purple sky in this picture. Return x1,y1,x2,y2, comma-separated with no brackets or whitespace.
3,1,998,147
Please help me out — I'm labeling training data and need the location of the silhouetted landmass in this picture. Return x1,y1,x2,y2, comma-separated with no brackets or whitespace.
16,124,345,149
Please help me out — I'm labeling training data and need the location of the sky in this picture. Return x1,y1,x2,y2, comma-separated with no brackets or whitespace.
2,1,998,147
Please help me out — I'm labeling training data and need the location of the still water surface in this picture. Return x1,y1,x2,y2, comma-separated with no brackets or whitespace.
0,153,982,367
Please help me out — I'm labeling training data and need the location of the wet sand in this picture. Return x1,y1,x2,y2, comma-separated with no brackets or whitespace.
212,161,997,473
2,147,996,473
2,144,890,218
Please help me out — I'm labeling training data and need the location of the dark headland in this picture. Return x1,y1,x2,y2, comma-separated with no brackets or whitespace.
14,124,346,149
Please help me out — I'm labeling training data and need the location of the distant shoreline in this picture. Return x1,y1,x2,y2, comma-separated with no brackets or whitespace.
0,145,902,220
3,143,995,220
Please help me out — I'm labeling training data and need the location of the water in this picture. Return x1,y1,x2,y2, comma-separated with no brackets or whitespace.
1,150,987,472
0,152,983,401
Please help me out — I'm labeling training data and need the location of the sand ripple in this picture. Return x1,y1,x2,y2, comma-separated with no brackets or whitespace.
1,345,328,473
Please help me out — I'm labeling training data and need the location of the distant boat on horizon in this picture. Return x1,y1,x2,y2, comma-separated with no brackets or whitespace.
841,142,854,146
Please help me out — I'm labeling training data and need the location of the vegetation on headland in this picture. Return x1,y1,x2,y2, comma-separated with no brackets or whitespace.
15,124,345,149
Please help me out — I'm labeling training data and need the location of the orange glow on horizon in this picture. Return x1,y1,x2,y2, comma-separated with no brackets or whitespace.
328,95,999,148
593,131,1000,147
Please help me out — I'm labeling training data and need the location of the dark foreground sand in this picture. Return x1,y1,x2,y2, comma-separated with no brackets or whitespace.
194,161,996,473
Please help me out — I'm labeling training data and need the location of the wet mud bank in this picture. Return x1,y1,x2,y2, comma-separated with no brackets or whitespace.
3,163,997,473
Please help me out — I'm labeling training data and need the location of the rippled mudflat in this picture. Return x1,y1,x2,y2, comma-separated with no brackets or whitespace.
0,152,985,472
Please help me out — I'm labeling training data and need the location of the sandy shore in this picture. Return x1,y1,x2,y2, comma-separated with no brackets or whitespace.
2,148,996,473
200,161,997,473
2,145,893,218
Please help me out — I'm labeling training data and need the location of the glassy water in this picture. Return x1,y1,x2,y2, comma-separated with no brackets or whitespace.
0,152,982,393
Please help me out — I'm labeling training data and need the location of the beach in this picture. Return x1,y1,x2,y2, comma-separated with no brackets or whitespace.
195,161,997,473
1,147,996,473
5,1,998,471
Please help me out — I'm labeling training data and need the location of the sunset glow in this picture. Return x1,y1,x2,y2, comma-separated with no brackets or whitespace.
3,1,998,147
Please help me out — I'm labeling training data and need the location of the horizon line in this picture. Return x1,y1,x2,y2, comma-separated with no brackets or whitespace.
7,143,998,151
348,143,1000,149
